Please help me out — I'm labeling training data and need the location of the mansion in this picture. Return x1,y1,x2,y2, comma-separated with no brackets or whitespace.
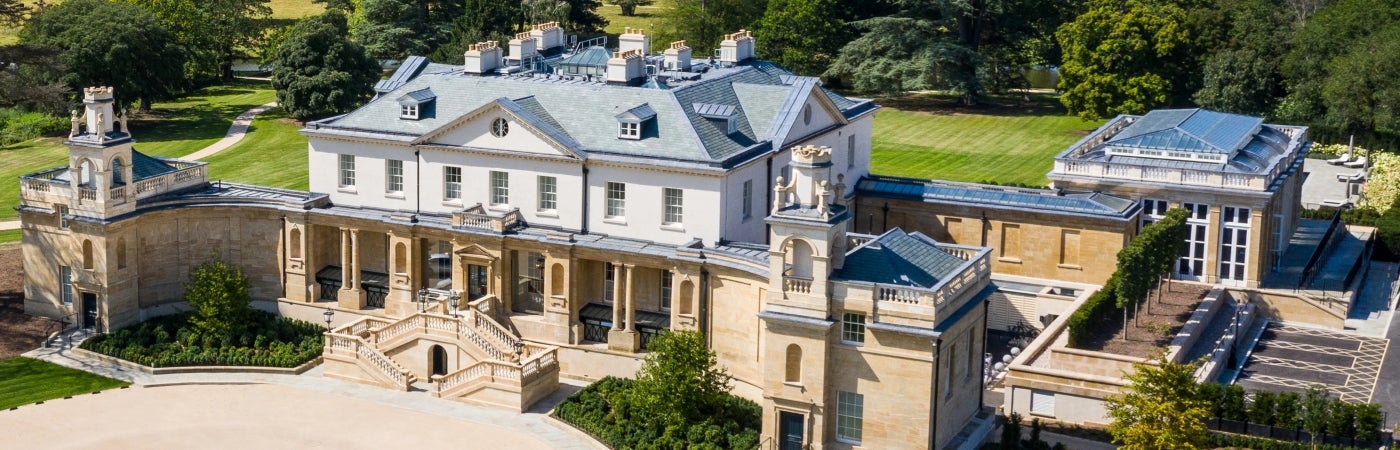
18,25,1308,450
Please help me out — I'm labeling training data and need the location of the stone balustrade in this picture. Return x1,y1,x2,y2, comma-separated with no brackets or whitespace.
453,204,523,233
19,161,208,210
782,276,812,294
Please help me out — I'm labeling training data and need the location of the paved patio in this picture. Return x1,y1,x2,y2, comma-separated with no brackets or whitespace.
1234,323,1388,403
1301,159,1362,209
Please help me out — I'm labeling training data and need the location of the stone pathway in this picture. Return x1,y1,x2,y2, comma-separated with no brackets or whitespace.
180,101,278,161
19,343,604,450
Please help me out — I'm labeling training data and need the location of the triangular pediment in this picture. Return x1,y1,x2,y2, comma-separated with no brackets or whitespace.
415,97,585,160
454,242,497,260
770,79,849,150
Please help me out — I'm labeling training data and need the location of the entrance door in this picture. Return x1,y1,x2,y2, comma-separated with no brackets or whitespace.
81,293,97,329
778,411,804,450
430,345,448,376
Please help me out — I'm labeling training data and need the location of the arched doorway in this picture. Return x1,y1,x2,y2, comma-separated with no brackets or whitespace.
430,345,448,376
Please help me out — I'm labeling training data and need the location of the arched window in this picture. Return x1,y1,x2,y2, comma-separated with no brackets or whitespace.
785,344,802,383
550,263,565,297
111,157,125,185
82,240,94,270
116,237,127,269
393,242,407,274
289,228,303,260
678,280,694,315
787,239,814,279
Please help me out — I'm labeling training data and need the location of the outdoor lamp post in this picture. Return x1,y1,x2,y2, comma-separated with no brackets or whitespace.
416,288,429,312
448,291,461,318
323,308,334,330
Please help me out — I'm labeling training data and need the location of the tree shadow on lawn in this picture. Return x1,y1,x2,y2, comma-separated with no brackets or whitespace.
129,100,257,145
875,91,1072,117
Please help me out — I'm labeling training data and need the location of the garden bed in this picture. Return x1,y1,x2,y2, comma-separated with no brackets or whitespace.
553,376,761,449
1072,282,1212,358
80,310,323,368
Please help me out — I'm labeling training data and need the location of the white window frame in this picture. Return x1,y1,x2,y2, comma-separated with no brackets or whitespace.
537,176,557,212
59,265,72,305
603,262,615,303
443,166,462,200
338,154,356,188
1140,198,1167,228
662,188,683,226
490,171,509,206
836,391,863,444
57,205,69,230
605,182,626,219
741,180,753,220
847,135,856,168
841,312,866,345
400,104,418,119
385,159,404,194
618,121,640,140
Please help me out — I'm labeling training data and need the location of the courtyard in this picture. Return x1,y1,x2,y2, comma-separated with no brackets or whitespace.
0,381,590,449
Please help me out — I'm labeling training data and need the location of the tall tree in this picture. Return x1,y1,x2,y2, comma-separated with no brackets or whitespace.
629,330,733,426
1193,0,1290,116
1320,22,1400,141
431,0,519,64
1278,0,1400,128
562,0,607,35
606,0,652,17
1105,355,1210,449
1056,0,1202,120
128,0,272,82
20,0,186,111
271,11,380,119
354,0,463,60
755,0,845,76
657,0,767,55
0,44,70,114
185,258,253,341
825,1,981,101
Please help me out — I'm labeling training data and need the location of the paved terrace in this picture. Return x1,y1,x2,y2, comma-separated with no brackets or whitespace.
1234,323,1388,404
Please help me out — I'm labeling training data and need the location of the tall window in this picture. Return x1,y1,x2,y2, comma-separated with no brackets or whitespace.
965,330,975,380
606,182,626,218
1141,199,1168,227
57,205,69,230
59,266,72,305
603,262,616,303
847,135,857,168
741,180,753,219
490,171,509,205
841,312,866,344
663,188,683,225
385,160,404,194
1178,203,1209,278
659,270,672,310
836,391,864,444
1220,207,1251,283
944,343,956,398
338,154,355,188
538,176,557,211
443,166,462,200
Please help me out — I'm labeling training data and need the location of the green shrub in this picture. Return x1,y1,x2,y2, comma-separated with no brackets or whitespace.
0,108,67,146
1249,391,1277,425
1273,391,1301,428
1221,384,1248,421
80,310,323,368
1067,276,1119,347
1352,402,1383,442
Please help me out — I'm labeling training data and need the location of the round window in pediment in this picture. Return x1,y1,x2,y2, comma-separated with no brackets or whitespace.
491,117,510,138
803,104,812,125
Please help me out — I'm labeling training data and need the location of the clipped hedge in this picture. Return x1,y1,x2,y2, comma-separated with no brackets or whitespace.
554,376,761,450
80,310,323,368
1066,276,1119,347
1208,432,1370,450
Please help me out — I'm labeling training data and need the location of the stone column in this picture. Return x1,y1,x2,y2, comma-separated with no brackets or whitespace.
338,227,367,309
610,263,623,331
624,264,637,332
608,263,640,352
1204,205,1222,285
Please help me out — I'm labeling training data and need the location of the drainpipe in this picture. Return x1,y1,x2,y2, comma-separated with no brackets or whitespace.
581,166,590,234
414,150,422,221
980,211,989,247
931,338,943,449
765,156,773,245
980,298,990,410
881,202,889,231
700,269,711,346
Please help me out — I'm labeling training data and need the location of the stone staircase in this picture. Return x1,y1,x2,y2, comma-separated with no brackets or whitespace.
321,307,560,412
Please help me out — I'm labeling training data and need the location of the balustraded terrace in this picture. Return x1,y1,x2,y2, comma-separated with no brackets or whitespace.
833,242,992,327
19,160,209,217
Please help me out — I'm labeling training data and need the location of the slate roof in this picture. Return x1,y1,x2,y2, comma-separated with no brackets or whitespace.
131,150,178,179
310,58,876,166
857,175,1139,219
397,88,436,104
838,228,967,288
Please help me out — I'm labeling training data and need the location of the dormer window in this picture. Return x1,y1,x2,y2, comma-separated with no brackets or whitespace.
693,102,738,136
396,88,436,121
619,122,640,139
616,103,656,141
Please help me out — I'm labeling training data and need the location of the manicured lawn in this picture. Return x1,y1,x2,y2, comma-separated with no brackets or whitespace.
267,0,325,19
0,357,130,409
0,138,70,220
0,229,19,244
599,1,670,36
870,93,1104,187
204,107,310,190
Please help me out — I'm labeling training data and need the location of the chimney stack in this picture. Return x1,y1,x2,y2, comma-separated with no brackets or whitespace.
528,21,565,52
718,30,755,65
607,49,646,85
509,32,538,61
464,41,502,74
663,41,692,71
618,27,651,56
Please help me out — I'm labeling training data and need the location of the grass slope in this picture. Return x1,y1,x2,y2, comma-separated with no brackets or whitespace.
0,357,130,409
599,1,670,36
0,228,19,244
204,107,309,190
870,93,1104,187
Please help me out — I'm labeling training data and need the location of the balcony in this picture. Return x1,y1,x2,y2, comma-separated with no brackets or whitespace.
1054,160,1268,190
834,242,992,325
19,161,209,213
452,203,523,233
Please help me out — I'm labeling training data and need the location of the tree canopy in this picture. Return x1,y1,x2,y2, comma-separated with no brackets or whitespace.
1105,355,1211,449
0,0,26,25
1055,0,1199,120
185,257,253,340
271,11,381,119
20,0,186,111
607,0,652,17
126,0,272,82
755,0,846,77
657,0,767,55
630,330,734,425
